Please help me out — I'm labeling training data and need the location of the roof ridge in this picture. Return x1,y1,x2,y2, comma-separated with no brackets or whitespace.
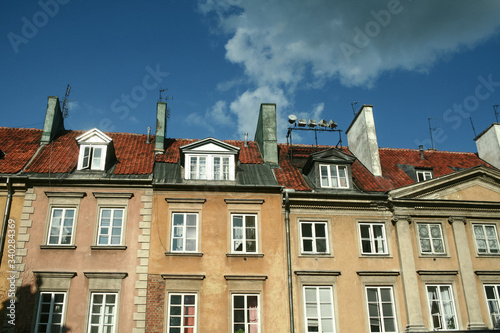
379,147,477,154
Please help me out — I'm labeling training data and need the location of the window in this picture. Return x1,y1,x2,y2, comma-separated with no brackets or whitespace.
473,224,499,254
47,208,76,245
79,145,106,170
232,294,260,333
97,208,124,246
88,292,117,333
365,287,397,333
35,292,66,333
167,294,197,333
319,165,348,188
300,221,329,254
303,286,335,333
232,214,257,253
359,223,388,255
416,170,433,182
186,155,234,181
171,213,198,252
418,223,445,254
426,285,458,330
484,285,500,329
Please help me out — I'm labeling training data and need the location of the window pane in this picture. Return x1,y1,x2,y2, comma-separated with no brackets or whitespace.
320,165,329,187
302,223,312,237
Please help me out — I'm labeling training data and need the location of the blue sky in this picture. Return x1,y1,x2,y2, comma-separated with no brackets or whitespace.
1,0,499,153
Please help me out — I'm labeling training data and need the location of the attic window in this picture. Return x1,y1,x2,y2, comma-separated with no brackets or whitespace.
319,164,349,188
416,169,433,182
75,128,114,171
0,149,4,159
79,145,106,170
180,138,239,181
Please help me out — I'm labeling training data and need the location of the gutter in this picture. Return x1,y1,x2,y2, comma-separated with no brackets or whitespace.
284,190,295,333
0,178,13,266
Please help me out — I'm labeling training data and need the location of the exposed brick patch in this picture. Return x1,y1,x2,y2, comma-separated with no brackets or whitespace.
146,275,165,333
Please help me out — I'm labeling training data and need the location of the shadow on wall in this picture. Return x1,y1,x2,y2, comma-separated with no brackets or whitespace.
1,278,71,332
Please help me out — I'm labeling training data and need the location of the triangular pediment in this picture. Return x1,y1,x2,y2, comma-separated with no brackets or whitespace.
303,148,356,174
76,128,112,145
180,137,240,154
389,166,500,202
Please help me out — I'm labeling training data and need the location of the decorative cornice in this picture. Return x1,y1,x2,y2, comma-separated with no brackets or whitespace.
45,191,86,198
165,198,206,204
92,192,134,199
475,271,500,276
448,216,466,225
417,270,459,276
33,271,77,279
295,270,341,276
224,275,268,281
391,215,412,225
224,199,265,205
161,274,206,280
84,272,128,279
357,271,400,276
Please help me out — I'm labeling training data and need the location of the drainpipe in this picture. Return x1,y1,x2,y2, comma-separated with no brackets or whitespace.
0,178,13,266
285,190,295,333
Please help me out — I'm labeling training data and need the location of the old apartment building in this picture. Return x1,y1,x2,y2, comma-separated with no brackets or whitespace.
0,96,499,333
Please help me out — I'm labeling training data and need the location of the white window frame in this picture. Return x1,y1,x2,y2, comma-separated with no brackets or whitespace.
416,169,433,182
185,154,235,181
231,214,258,254
473,224,500,254
78,144,107,171
365,286,398,333
87,292,118,333
425,284,458,331
167,293,197,333
97,208,125,246
34,291,67,333
303,286,336,333
417,223,445,255
359,223,388,255
484,284,500,329
171,212,199,253
319,164,349,188
47,207,76,246
300,221,329,255
232,294,260,333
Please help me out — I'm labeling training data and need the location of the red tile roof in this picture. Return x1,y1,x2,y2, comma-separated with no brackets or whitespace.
0,127,42,174
155,139,263,164
23,130,155,175
276,144,490,192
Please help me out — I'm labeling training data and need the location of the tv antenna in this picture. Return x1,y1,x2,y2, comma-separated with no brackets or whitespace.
428,117,442,150
351,101,359,116
494,104,499,123
159,88,173,138
61,84,76,118
469,117,477,137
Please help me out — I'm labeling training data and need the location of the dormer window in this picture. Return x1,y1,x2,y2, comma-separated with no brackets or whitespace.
180,138,239,181
416,169,433,182
76,129,115,171
187,155,232,180
319,164,348,188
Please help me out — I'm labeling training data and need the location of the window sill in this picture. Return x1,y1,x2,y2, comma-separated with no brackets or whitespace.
419,253,450,258
90,245,127,250
299,253,332,258
40,245,77,250
165,252,203,257
360,253,392,258
476,253,500,257
226,253,264,258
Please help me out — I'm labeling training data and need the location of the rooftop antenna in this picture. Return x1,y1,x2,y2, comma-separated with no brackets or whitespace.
351,101,359,116
469,117,477,137
494,104,499,123
61,84,75,119
159,88,173,137
428,117,441,150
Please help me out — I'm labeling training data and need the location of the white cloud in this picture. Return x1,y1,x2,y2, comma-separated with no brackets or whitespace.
199,0,500,140
206,100,232,126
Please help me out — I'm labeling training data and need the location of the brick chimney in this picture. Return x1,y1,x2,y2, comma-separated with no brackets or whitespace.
40,96,65,145
475,123,500,169
255,103,278,165
345,105,382,176
155,101,167,153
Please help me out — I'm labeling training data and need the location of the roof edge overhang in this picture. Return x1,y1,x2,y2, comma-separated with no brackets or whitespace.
152,182,283,193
